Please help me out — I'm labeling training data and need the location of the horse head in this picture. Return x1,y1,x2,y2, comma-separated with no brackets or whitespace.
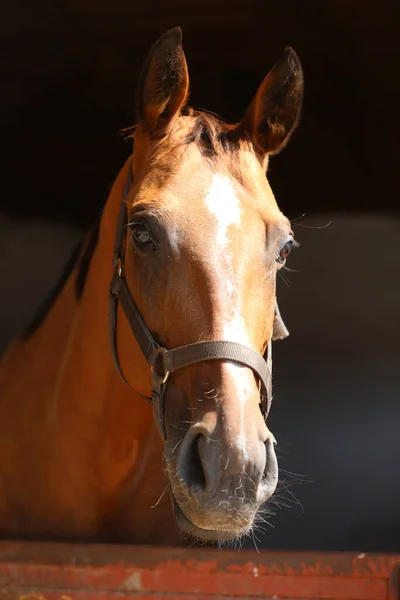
116,27,303,541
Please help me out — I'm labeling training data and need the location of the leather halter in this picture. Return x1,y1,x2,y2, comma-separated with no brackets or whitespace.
109,162,285,440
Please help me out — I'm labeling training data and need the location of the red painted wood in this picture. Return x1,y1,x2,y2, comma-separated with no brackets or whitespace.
0,541,398,599
388,563,400,600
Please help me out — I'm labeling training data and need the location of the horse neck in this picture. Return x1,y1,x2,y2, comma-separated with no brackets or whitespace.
53,157,154,444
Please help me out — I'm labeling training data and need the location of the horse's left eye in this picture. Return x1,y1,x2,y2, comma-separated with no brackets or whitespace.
277,239,294,264
131,223,153,248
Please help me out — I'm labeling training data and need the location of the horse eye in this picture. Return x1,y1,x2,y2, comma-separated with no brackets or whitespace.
130,223,153,248
277,239,294,264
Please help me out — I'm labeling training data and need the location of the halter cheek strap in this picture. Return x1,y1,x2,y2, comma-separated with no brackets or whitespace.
109,161,288,440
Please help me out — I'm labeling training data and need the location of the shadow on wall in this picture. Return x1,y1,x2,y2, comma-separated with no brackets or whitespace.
245,213,400,552
0,218,82,353
2,0,400,224
0,213,399,552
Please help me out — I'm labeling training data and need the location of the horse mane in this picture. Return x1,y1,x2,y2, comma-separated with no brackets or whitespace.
125,108,255,173
21,214,101,340
21,239,83,340
75,216,101,299
180,108,242,153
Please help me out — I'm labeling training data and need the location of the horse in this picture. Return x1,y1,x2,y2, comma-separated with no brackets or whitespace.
0,27,303,545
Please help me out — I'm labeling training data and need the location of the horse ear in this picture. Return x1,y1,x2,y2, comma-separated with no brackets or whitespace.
240,47,303,156
136,27,189,133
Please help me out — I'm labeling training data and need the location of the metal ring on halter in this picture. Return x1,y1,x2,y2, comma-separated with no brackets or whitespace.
160,370,170,385
151,346,170,385
116,257,122,277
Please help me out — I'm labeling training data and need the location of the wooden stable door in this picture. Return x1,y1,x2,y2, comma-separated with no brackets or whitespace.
0,541,398,599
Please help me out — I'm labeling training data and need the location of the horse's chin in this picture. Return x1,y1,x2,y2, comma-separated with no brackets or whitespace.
171,494,252,542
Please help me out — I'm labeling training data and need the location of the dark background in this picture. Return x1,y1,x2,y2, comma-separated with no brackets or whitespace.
1,0,399,552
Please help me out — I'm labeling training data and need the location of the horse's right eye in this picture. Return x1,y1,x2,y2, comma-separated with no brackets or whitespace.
131,223,153,248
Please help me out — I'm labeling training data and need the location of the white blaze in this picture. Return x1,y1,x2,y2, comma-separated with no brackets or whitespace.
204,174,254,458
203,173,250,345
223,361,255,461
204,174,242,247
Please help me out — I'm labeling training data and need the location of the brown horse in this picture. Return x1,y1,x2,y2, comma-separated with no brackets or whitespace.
0,28,303,545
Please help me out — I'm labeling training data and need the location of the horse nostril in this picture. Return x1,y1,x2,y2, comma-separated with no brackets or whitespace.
262,437,278,493
178,433,206,493
190,435,207,491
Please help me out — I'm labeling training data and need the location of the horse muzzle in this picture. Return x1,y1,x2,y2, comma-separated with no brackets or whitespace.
165,413,278,541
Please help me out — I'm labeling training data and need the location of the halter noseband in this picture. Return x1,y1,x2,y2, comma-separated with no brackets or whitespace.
109,162,284,440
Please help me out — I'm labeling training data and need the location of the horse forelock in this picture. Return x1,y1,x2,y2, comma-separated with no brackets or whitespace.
129,108,260,180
